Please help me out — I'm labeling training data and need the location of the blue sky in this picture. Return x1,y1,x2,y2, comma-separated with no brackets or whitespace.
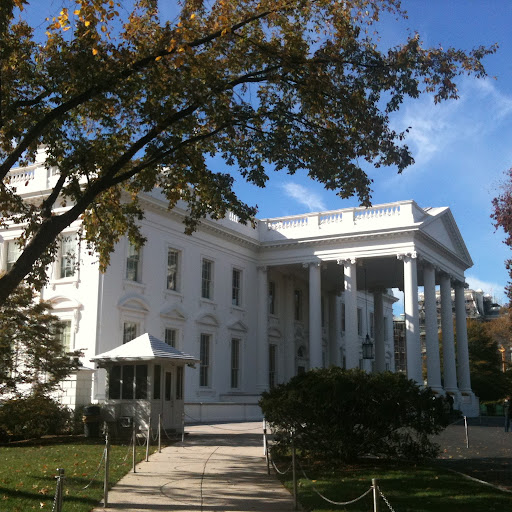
225,1,512,305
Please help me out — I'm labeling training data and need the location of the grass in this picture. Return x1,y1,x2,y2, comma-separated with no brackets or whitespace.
0,435,162,512
275,459,512,512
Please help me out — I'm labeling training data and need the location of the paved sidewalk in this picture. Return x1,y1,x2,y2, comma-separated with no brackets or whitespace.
92,422,295,511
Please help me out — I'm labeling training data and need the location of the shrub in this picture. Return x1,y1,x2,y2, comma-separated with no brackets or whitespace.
0,393,71,440
259,368,451,462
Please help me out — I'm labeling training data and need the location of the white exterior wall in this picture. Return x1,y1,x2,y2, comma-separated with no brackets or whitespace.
2,161,477,417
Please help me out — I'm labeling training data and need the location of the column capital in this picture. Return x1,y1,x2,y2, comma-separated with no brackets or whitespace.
397,251,417,261
256,265,268,273
302,261,321,269
337,257,356,266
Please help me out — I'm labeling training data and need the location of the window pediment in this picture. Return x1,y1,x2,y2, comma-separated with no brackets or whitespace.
227,320,248,332
196,313,219,327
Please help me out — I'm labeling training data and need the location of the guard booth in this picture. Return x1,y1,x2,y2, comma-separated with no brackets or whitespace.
90,333,198,435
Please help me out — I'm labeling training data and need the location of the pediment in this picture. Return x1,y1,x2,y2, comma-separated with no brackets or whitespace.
196,313,219,327
48,295,82,310
420,209,473,267
160,305,187,322
268,326,282,339
118,294,150,313
227,320,248,332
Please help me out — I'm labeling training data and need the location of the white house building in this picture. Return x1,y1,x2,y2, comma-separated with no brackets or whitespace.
1,153,479,419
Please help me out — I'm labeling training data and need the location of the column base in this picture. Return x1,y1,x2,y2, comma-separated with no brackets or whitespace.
457,390,480,418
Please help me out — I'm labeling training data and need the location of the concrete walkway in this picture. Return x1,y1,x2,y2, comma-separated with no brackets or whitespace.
92,422,295,511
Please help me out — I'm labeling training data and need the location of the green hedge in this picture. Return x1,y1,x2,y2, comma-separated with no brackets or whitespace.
259,368,452,462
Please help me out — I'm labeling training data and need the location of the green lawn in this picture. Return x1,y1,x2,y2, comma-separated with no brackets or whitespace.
0,436,160,512
276,460,512,512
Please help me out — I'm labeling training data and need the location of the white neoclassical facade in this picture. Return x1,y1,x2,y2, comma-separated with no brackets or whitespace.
1,156,479,419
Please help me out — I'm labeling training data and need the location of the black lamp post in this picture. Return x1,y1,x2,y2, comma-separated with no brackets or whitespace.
362,267,374,360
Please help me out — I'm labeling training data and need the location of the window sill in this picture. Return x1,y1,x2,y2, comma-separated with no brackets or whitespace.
123,280,146,292
164,289,183,301
50,276,80,289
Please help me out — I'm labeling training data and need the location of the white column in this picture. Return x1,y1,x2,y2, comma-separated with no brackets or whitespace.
373,290,386,372
284,275,296,381
423,263,443,392
402,253,423,385
454,281,472,393
308,262,323,368
257,266,269,391
330,293,340,367
342,258,359,369
440,274,458,393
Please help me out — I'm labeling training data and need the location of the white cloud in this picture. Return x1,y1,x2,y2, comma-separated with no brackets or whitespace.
465,274,506,304
280,183,327,212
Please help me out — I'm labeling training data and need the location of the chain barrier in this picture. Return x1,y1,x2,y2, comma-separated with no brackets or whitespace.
270,456,292,475
81,447,106,490
296,459,374,507
124,431,134,461
51,469,64,512
136,431,147,446
150,427,159,442
379,488,397,512
184,412,262,432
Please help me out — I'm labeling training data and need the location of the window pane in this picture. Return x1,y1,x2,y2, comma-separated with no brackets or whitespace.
176,366,184,400
357,308,362,336
165,328,176,347
200,334,210,387
294,290,302,321
6,240,22,271
122,365,134,399
268,282,276,315
231,338,240,389
60,235,76,278
269,344,277,388
123,322,137,344
135,364,148,399
167,249,179,290
153,364,161,400
201,259,213,299
232,269,241,306
109,366,121,399
57,320,72,352
126,244,140,281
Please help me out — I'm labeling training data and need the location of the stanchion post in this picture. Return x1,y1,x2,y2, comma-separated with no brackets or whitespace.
158,413,162,453
181,411,185,444
56,468,65,512
263,417,267,456
464,416,469,448
291,432,297,511
372,478,380,512
104,431,110,508
132,423,136,473
145,416,151,462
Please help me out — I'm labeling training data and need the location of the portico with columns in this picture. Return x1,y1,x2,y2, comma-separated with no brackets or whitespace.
257,200,478,417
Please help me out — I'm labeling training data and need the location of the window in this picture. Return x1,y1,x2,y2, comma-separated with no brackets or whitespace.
6,240,22,271
108,364,148,400
135,364,148,399
167,248,179,291
176,366,184,400
199,333,211,387
123,322,138,344
232,268,241,306
59,235,76,278
165,328,177,347
341,302,346,332
268,281,276,315
294,289,302,321
370,312,375,338
231,338,240,389
201,259,213,299
126,243,140,281
269,344,277,388
357,308,363,336
57,320,72,352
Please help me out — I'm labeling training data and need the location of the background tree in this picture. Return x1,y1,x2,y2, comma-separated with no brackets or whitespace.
466,319,509,402
492,168,512,303
0,0,495,305
0,281,82,397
